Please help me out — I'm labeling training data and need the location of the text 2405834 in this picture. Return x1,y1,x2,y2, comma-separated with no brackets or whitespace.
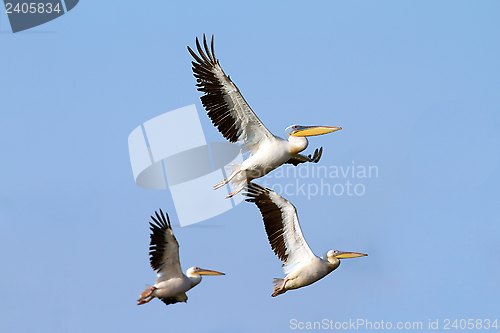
5,2,62,14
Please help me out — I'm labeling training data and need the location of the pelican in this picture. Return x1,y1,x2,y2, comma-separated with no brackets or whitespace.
137,209,224,306
188,35,342,198
245,183,367,297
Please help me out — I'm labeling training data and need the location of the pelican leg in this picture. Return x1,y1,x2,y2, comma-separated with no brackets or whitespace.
279,277,288,291
137,295,155,305
272,277,289,297
137,286,157,305
214,166,242,190
226,179,248,198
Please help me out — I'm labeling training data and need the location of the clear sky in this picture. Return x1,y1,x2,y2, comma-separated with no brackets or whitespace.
1,1,499,332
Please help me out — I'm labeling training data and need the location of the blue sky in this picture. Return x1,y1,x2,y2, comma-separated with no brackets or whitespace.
1,1,499,332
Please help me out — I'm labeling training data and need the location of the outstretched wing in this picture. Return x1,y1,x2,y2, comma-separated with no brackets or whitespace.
244,183,316,274
284,147,323,166
188,34,275,153
149,210,183,279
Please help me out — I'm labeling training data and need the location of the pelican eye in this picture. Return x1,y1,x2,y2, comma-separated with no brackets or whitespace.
327,250,339,258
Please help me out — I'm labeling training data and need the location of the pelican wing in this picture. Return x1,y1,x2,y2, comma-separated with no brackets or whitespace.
188,35,275,153
159,293,187,306
149,210,183,279
284,147,323,166
245,183,316,274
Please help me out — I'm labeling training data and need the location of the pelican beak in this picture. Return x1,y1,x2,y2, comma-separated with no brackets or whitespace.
194,268,225,276
290,126,342,137
333,251,368,259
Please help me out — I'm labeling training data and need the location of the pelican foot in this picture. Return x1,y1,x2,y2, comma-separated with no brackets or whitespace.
137,296,154,305
214,165,242,190
272,277,288,297
137,286,157,305
225,180,248,198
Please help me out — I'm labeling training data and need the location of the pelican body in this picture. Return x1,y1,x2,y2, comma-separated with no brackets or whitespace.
137,210,224,306
225,133,302,185
188,35,341,197
245,183,367,297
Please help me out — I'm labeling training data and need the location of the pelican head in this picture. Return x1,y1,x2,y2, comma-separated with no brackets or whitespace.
186,266,225,288
285,125,342,138
326,249,367,265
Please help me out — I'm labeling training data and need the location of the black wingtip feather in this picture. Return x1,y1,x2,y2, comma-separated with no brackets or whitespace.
243,183,289,262
148,209,174,272
159,297,182,306
188,35,247,144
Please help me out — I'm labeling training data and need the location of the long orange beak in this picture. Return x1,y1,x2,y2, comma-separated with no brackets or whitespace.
194,267,225,276
290,126,342,137
332,251,368,259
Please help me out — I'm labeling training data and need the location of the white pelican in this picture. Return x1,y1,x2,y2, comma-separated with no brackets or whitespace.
137,209,224,306
188,35,342,198
245,183,367,297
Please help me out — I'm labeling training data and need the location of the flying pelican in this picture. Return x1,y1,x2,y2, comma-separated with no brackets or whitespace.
245,183,367,297
188,35,342,198
137,209,224,306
